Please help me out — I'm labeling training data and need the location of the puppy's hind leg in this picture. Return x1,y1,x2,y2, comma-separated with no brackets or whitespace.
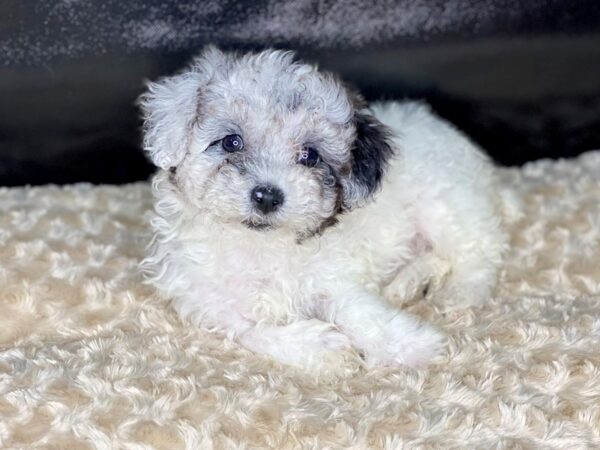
428,217,507,310
383,252,451,306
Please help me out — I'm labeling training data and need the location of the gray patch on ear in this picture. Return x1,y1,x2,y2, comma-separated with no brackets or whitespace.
342,111,395,209
351,112,394,194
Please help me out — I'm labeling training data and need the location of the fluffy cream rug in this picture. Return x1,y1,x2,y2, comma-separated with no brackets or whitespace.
1,152,600,449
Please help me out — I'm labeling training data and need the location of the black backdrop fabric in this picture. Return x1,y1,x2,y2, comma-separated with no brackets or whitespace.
1,0,600,185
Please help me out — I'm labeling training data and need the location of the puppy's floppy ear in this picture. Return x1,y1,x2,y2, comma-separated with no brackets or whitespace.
138,46,226,169
341,110,394,209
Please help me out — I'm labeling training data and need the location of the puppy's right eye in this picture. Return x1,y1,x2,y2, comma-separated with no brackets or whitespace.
222,134,244,153
297,146,320,167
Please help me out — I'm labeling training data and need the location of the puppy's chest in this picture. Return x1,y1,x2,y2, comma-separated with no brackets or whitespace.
204,239,324,320
217,246,294,290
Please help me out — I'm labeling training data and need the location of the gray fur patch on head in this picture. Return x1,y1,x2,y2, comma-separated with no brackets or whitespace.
140,46,393,237
286,89,304,111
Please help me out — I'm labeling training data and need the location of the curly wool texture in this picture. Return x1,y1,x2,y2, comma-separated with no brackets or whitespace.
1,152,600,449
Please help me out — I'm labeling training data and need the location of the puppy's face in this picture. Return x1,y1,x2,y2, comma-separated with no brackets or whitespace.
140,47,392,239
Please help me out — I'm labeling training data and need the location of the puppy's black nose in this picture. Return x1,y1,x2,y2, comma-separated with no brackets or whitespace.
251,185,284,214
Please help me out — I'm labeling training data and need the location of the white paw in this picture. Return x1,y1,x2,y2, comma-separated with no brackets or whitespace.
358,315,445,368
384,254,451,305
384,264,433,304
239,319,352,368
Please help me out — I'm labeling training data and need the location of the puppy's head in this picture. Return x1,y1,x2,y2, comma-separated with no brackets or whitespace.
140,47,393,238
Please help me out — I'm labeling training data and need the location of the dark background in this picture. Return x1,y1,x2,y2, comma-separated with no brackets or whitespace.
1,0,600,186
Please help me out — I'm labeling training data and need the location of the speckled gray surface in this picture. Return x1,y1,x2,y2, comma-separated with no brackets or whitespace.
2,0,599,66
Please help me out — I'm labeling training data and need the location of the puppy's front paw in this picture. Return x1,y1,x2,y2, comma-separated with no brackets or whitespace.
240,319,353,369
358,316,445,368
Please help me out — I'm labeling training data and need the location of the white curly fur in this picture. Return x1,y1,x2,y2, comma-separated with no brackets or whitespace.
140,47,511,370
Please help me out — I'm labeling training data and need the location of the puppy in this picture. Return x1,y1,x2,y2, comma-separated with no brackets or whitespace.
140,47,508,369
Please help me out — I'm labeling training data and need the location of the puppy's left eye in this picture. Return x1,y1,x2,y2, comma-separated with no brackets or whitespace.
297,147,320,167
222,134,244,152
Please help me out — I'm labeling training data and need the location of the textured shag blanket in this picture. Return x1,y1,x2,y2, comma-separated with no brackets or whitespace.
1,152,600,449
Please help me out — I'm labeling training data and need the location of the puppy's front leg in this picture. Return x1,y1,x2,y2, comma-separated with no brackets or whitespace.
239,319,351,368
325,287,445,367
176,280,351,368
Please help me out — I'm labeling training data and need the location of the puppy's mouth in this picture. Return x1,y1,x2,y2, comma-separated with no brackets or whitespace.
241,220,273,231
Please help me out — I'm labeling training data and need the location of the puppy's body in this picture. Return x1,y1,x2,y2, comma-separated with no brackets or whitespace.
141,48,507,369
